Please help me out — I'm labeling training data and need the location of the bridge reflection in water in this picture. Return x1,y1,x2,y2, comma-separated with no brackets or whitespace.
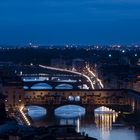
23,77,140,139
94,106,119,140
26,105,122,139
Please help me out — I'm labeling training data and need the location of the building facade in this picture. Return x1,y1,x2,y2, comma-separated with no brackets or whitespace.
2,76,25,110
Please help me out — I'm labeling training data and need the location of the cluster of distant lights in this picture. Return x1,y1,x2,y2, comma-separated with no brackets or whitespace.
108,49,138,58
1,44,140,49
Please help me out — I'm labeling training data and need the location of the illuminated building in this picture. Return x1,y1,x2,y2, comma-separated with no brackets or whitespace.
2,75,25,110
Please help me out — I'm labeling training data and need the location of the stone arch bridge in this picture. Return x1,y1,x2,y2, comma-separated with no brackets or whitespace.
23,80,88,90
24,89,140,115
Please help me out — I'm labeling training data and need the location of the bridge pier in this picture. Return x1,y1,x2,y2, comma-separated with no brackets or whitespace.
85,105,95,115
44,105,56,121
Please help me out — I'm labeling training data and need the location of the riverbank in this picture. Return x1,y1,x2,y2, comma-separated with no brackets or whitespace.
0,121,97,140
123,112,140,128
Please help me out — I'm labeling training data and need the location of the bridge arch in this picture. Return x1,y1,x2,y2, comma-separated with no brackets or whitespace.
26,105,47,120
54,105,86,118
31,83,53,90
94,106,115,113
25,103,87,118
55,84,73,90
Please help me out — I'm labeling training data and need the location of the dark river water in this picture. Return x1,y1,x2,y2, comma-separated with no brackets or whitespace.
26,105,140,140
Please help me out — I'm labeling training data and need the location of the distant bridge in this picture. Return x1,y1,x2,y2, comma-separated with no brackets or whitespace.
23,80,86,90
13,64,95,89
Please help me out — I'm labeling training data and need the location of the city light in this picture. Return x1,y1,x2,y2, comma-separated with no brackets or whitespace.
19,106,31,126
135,54,137,57
86,65,104,89
20,71,23,76
1,1,140,139
97,79,104,89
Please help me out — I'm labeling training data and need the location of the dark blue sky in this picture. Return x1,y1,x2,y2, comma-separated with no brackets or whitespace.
0,0,140,45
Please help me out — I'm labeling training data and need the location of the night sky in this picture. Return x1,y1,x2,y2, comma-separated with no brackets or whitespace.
0,0,140,45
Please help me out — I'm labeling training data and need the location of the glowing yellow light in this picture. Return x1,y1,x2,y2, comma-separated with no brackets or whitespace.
19,106,31,126
86,65,104,89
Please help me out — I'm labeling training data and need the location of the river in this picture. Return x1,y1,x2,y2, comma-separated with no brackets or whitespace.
23,78,140,140
26,105,140,140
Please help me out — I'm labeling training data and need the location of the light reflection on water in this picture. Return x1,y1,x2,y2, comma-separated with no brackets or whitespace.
94,113,118,140
27,105,139,140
